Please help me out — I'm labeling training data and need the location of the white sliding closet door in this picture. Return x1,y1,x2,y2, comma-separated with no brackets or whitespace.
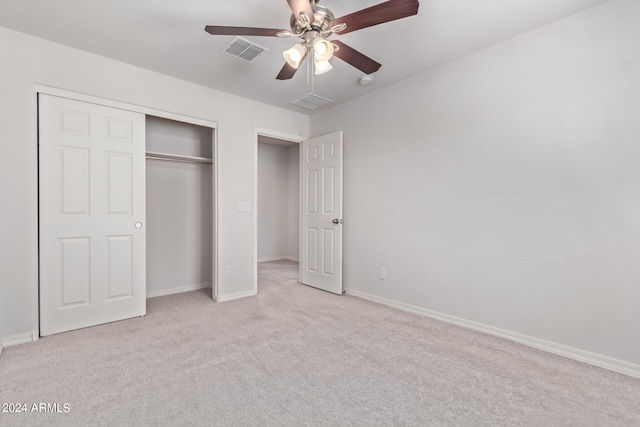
39,94,146,336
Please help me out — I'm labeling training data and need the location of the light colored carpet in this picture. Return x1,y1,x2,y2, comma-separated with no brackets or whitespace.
1,260,639,426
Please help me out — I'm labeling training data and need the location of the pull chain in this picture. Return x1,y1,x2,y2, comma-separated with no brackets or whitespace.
307,48,315,93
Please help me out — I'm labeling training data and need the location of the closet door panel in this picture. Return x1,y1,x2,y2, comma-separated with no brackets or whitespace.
107,151,134,215
39,94,146,336
59,237,92,307
107,235,134,300
60,147,91,215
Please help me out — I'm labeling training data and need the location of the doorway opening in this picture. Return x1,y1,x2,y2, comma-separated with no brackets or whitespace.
254,132,302,293
252,130,344,296
145,116,216,300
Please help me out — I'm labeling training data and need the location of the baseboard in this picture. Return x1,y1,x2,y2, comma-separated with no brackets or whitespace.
146,283,211,299
258,256,285,263
1,331,37,349
345,287,640,379
216,290,257,302
258,256,299,263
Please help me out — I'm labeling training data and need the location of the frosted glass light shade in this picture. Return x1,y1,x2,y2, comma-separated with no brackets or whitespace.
283,44,306,69
314,59,333,75
313,38,334,61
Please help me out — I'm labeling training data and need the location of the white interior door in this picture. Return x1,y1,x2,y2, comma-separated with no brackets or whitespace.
39,94,146,336
301,131,343,294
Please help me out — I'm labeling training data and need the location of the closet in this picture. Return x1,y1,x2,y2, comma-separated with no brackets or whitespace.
38,92,216,336
145,116,215,298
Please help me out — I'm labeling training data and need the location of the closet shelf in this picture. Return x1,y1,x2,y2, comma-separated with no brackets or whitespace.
145,151,212,164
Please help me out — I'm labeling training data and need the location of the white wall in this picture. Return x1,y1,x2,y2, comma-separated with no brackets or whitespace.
146,116,213,158
258,142,288,260
146,160,213,295
311,0,640,369
0,26,309,344
257,142,299,261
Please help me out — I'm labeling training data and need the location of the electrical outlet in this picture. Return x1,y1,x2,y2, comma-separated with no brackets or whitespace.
379,267,387,280
224,264,232,277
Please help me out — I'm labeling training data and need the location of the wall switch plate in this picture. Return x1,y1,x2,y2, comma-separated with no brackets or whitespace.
224,264,232,277
379,267,387,280
237,201,251,212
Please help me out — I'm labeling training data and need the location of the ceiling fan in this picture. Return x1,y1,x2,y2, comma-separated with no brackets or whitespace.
205,0,420,80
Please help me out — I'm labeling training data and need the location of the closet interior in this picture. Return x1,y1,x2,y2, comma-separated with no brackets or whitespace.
145,116,215,298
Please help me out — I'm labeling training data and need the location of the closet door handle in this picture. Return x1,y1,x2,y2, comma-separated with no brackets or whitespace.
135,222,143,229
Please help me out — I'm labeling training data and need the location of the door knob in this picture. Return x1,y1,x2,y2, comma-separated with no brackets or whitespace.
135,222,143,229
332,219,343,224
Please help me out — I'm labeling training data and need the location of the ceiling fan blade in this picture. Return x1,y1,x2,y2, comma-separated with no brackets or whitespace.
287,0,315,24
276,51,309,80
332,41,381,74
205,26,290,37
276,63,298,80
330,0,419,35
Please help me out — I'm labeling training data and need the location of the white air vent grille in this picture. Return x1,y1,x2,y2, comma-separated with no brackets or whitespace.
290,93,333,110
222,37,268,62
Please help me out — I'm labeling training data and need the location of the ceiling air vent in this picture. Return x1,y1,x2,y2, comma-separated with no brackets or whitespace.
290,93,333,110
222,37,268,62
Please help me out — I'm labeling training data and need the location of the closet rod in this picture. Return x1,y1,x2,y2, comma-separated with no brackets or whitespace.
145,151,212,165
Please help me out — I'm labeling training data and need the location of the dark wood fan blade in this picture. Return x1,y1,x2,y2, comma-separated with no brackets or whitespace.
287,0,315,24
276,51,309,80
205,26,289,37
330,0,419,35
332,40,381,74
276,63,298,80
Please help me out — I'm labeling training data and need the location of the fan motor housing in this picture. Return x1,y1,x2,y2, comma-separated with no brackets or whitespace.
290,4,335,36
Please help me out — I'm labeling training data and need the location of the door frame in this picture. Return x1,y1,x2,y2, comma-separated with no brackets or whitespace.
34,85,220,337
252,127,304,294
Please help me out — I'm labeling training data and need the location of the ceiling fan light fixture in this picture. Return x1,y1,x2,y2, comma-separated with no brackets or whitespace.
283,44,306,69
313,37,334,61
314,59,333,75
205,0,420,81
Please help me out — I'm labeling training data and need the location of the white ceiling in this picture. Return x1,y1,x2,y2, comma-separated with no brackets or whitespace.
0,0,607,114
